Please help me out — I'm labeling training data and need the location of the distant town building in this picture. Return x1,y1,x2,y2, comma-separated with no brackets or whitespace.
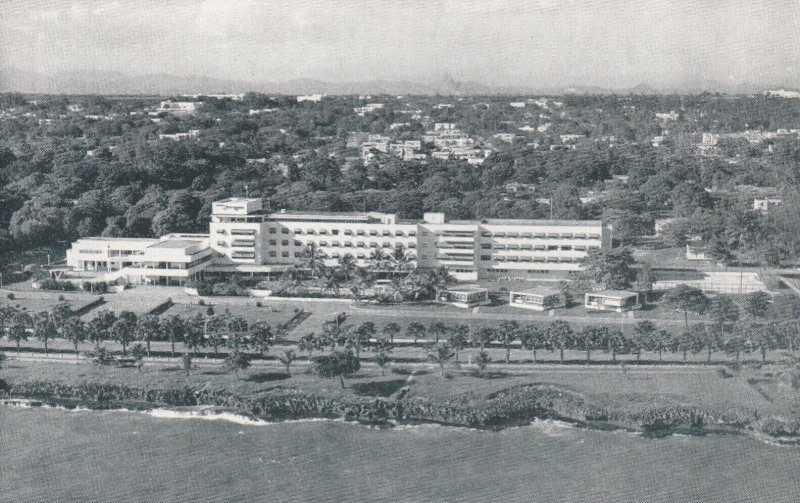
509,102,526,108
154,101,201,116
297,94,323,103
765,89,800,98
159,130,200,141
753,198,782,213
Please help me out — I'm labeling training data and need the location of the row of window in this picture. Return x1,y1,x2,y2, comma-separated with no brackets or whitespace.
480,232,601,239
480,244,597,251
268,227,417,237
265,251,419,260
481,255,581,263
268,239,415,249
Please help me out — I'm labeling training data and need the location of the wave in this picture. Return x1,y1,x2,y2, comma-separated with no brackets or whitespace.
140,408,347,427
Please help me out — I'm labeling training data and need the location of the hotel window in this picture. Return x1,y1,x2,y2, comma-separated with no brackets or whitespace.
282,251,289,257
589,234,600,239
481,231,492,237
281,228,289,234
319,230,328,235
269,251,277,257
382,242,391,248
282,240,289,246
394,231,404,237
408,243,417,249
269,227,276,234
561,245,572,251
295,252,302,257
409,231,417,237
357,230,365,236
307,229,316,235
294,240,302,246
481,255,491,261
216,229,225,234
547,245,559,251
357,253,365,258
369,242,378,248
331,241,340,246
294,228,302,234
216,241,226,246
574,245,586,251
481,244,491,249
319,241,328,246
332,230,339,235
382,230,391,236
344,230,353,236
344,242,353,247
356,241,365,247
269,239,277,245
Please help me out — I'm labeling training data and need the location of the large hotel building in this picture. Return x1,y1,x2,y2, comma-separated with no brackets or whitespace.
65,197,612,284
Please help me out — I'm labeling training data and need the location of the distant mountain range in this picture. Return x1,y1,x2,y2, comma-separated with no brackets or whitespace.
0,67,786,96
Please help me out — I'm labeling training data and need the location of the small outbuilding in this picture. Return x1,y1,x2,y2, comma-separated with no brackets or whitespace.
435,285,490,309
509,287,565,311
584,290,640,312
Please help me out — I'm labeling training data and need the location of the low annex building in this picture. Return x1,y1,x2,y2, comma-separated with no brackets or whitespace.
584,290,640,312
65,197,612,284
509,287,565,311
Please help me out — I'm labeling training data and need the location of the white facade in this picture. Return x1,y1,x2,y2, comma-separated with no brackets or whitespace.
67,198,612,283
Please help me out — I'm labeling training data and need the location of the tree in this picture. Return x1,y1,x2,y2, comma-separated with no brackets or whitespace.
110,311,137,356
707,296,740,341
300,243,326,278
662,285,710,332
605,328,625,363
130,343,147,372
33,311,57,354
580,247,636,289
50,301,72,326
383,322,401,344
84,346,115,366
690,323,718,363
322,268,343,297
278,350,296,376
475,350,492,377
652,329,673,362
249,321,274,358
428,321,449,344
635,264,654,303
448,324,470,365
298,332,323,359
372,338,393,376
577,326,605,364
134,314,161,356
630,321,655,362
313,350,361,388
162,315,184,357
520,324,547,363
205,313,229,359
223,350,251,376
427,343,454,379
62,317,86,356
497,320,519,364
8,311,31,351
406,322,426,345
745,291,770,319
88,310,116,347
183,313,205,356
547,320,573,364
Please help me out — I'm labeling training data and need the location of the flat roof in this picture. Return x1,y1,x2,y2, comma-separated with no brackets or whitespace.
215,197,261,204
79,237,157,242
147,239,203,250
456,218,603,227
511,287,562,296
586,289,638,298
441,285,488,292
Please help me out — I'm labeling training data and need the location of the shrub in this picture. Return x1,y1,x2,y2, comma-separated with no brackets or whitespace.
82,281,92,291
95,282,108,293
36,279,77,291
7,293,14,300
198,299,205,306
58,295,65,301
256,301,263,307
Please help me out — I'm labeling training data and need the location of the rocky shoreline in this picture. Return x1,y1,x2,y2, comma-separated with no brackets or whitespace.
2,379,798,443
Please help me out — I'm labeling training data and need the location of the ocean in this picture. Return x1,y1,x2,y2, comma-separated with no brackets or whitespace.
2,406,799,502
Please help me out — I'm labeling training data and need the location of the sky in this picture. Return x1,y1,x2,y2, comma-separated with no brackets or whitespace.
2,0,800,90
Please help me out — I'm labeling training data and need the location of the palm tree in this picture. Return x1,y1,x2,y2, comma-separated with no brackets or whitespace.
33,311,57,354
278,350,296,376
350,266,375,300
406,322,426,345
281,265,306,295
346,326,370,358
322,268,343,297
427,265,454,291
387,245,412,276
497,320,519,364
300,243,326,279
0,305,14,339
546,320,573,364
427,342,454,379
134,314,161,356
337,254,357,281
368,247,388,276
62,317,86,356
225,315,249,353
448,324,470,365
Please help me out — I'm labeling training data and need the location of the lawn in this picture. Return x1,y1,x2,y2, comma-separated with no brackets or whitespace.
1,358,790,419
160,302,302,330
